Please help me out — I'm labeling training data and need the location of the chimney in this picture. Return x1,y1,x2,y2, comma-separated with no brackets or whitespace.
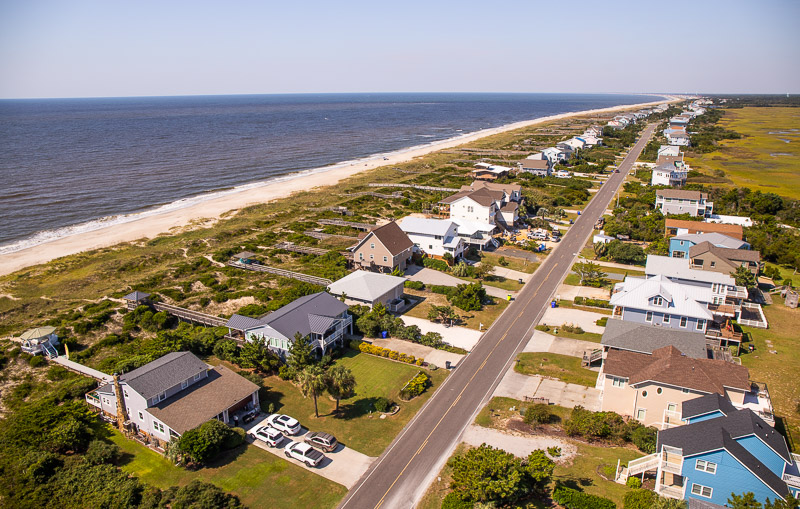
112,373,130,436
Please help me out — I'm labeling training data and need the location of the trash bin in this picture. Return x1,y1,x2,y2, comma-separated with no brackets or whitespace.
507,294,512,301
518,278,524,284
551,300,557,308
381,331,388,338
445,361,451,369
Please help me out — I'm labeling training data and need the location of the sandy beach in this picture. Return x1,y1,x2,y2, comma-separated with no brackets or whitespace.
0,97,677,277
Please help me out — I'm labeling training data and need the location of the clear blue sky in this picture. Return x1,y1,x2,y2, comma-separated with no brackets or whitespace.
1,0,798,98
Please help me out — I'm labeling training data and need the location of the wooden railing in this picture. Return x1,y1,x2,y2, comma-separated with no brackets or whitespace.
227,261,332,286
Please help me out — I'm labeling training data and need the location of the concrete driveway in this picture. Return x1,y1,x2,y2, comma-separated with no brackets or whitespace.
247,416,374,489
492,266,533,283
460,425,576,461
522,330,600,358
400,316,484,351
493,370,601,411
539,307,608,334
555,284,611,301
372,336,464,368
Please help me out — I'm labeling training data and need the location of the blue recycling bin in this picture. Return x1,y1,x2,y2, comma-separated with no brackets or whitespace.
381,331,388,338
551,300,557,308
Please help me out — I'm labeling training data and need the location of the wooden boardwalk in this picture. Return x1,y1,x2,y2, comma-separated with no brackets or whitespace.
274,242,330,256
317,219,375,231
151,302,228,327
227,261,332,286
304,231,360,242
368,182,458,193
51,356,112,382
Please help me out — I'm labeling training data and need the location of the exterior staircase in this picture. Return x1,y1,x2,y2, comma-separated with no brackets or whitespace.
41,342,59,359
615,453,659,484
582,348,602,367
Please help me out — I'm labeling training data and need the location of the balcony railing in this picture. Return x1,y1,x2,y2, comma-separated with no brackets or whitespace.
657,484,685,499
85,392,101,408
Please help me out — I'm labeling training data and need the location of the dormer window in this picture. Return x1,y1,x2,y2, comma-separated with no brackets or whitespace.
653,296,663,306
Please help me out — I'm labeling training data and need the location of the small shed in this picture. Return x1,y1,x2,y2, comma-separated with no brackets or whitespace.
233,251,258,264
18,326,59,356
593,231,614,245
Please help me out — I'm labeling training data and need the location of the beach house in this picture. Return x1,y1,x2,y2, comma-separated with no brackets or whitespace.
351,221,414,273
655,190,713,217
688,242,762,276
398,216,466,260
327,271,406,310
598,344,773,429
15,326,59,357
240,292,352,359
85,351,260,448
668,232,750,259
439,182,520,248
658,145,682,158
518,158,551,176
617,401,800,505
651,159,689,187
664,129,691,147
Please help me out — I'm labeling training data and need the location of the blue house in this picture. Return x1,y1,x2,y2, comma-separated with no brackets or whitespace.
669,232,750,259
618,394,800,505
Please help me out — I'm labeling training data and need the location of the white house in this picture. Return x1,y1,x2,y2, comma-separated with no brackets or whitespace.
655,189,713,217
578,135,602,147
542,146,569,164
593,230,615,244
398,216,466,259
705,214,754,227
651,160,688,187
657,145,681,158
558,138,585,152
327,271,406,310
555,169,571,179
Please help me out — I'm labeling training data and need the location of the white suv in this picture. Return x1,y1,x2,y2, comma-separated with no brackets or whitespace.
266,414,302,435
250,426,284,447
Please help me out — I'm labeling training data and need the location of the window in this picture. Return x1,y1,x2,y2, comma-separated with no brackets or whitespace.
369,254,374,260
154,422,166,434
139,411,144,421
636,409,646,420
696,319,705,331
158,392,166,402
383,256,388,262
370,243,375,249
194,373,201,381
653,296,663,306
680,317,687,328
710,261,716,268
642,390,648,398
181,379,189,389
359,253,364,260
611,377,625,388
682,388,690,394
691,484,713,498
696,459,717,474
663,314,670,324
657,388,663,395
646,311,653,322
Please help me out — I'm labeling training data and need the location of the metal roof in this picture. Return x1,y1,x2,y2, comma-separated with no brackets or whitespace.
20,326,56,340
398,216,457,237
254,292,349,340
327,271,405,302
645,255,736,286
673,232,749,250
123,291,150,302
610,275,714,320
226,313,267,331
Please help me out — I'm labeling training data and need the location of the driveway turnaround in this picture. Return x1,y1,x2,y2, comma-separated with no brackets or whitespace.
460,425,576,461
248,416,374,489
493,370,602,411
338,124,656,509
371,337,464,368
539,307,608,334
400,316,484,351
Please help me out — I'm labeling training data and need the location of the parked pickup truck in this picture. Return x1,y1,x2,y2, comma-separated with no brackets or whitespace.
285,441,325,467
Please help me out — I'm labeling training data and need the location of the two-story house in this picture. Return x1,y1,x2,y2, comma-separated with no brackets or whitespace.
689,242,762,276
351,221,414,273
241,292,352,359
655,190,713,217
85,351,260,447
617,399,800,505
669,232,750,259
397,216,465,260
598,344,772,430
658,145,682,158
651,159,689,187
518,158,551,176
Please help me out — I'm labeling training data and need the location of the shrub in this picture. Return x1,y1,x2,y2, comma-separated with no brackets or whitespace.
278,365,297,381
552,486,616,509
623,488,657,509
523,404,553,425
400,371,431,400
547,446,562,457
404,280,425,290
626,476,642,489
429,284,455,296
29,356,46,368
423,257,450,272
630,425,657,454
374,397,392,413
84,440,121,465
441,492,473,509
596,317,609,327
449,283,486,311
358,342,418,365
177,419,243,465
47,366,70,381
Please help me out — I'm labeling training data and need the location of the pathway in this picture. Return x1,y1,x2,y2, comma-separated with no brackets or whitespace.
521,330,600,358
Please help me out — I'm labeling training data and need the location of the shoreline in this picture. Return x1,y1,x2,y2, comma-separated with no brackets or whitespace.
0,96,676,277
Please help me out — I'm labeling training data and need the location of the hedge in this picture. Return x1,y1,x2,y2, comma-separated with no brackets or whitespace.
404,280,425,290
423,257,450,272
552,486,616,509
574,296,612,309
400,371,431,400
358,342,424,366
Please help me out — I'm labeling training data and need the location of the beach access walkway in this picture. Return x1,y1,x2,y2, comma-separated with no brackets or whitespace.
227,261,333,286
51,356,111,382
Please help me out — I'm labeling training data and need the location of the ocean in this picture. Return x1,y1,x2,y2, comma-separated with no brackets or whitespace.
0,93,663,254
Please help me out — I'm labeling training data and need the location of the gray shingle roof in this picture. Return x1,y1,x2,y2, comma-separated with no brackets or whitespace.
260,292,348,339
658,410,791,500
601,319,708,359
121,351,208,400
123,291,150,302
681,393,737,420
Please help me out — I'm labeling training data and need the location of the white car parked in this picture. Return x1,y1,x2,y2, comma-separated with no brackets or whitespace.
266,414,302,435
250,426,284,447
284,441,325,467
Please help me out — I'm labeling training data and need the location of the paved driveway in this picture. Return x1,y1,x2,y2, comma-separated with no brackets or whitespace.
460,425,576,461
405,266,515,300
400,316,484,351
493,370,602,411
492,266,533,283
247,416,375,489
372,337,464,368
522,330,600,358
539,307,608,334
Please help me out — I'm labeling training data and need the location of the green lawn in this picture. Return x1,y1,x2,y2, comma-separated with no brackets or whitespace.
459,275,525,292
515,353,599,387
475,397,572,429
403,288,509,331
556,299,613,316
260,349,448,456
480,252,540,274
535,324,604,343
739,296,800,450
686,107,800,199
554,441,643,505
109,428,347,509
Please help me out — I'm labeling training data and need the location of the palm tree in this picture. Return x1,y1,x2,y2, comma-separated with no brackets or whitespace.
298,365,327,417
326,365,356,414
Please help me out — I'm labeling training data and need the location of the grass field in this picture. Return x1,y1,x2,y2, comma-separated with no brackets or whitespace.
403,288,509,330
739,296,800,450
686,107,800,199
110,428,347,509
480,252,540,274
515,353,599,387
258,349,448,457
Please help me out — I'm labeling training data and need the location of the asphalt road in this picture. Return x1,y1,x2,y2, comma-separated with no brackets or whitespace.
338,124,657,509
